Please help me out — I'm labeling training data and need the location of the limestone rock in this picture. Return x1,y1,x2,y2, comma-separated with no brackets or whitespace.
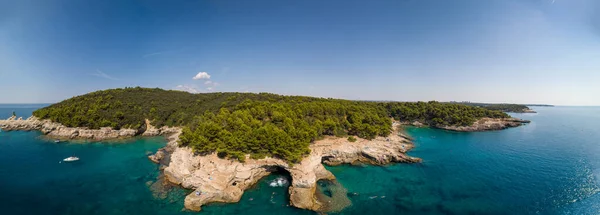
439,117,530,132
155,124,421,213
0,116,160,140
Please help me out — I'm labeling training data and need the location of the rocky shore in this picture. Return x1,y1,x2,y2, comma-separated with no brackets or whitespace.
439,117,530,132
0,116,177,140
2,115,528,213
149,123,421,212
401,117,530,132
520,108,537,113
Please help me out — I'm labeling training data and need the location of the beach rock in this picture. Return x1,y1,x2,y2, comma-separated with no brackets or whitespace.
149,150,166,164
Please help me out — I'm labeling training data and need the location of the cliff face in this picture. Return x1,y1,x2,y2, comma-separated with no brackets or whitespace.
0,116,176,140
153,124,421,212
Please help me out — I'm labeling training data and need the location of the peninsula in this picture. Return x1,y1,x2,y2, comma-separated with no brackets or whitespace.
0,87,530,212
448,102,540,113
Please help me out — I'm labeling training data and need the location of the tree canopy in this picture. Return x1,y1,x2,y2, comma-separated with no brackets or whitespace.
33,87,509,162
447,102,533,113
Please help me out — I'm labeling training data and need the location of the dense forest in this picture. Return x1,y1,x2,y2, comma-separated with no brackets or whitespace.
448,102,534,113
33,87,509,162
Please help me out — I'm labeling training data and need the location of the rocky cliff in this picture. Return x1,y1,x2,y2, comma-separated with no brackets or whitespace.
150,124,421,212
0,116,176,140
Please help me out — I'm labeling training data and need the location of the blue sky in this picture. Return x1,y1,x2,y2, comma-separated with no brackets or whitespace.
1,0,599,105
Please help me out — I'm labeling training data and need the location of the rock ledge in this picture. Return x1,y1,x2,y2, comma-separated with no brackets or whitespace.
0,116,177,140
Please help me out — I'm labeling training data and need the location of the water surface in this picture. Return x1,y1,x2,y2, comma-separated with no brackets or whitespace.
1,105,598,214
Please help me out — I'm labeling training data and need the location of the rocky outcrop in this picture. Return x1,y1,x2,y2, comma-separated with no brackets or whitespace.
439,117,530,132
398,117,530,132
142,119,180,137
151,124,420,212
521,108,537,113
0,116,177,141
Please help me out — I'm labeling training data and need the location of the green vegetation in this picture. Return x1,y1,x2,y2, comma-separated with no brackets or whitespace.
347,136,357,142
448,102,533,113
33,87,509,162
386,102,508,126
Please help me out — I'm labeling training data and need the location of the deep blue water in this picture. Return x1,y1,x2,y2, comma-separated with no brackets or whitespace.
1,105,599,214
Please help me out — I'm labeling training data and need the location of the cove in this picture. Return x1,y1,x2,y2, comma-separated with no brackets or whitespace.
1,106,599,214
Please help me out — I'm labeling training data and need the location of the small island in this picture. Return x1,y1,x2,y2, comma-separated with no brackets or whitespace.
0,87,530,212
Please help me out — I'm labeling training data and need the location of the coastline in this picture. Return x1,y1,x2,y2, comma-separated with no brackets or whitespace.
400,117,530,132
439,117,530,132
1,116,421,212
0,116,179,140
0,115,529,213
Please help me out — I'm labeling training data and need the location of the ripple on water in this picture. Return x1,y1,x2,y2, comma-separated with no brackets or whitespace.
2,106,600,214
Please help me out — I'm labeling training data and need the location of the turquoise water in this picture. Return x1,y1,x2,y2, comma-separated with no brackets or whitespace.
1,105,599,214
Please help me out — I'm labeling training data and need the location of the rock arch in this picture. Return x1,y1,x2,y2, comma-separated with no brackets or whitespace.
157,125,421,212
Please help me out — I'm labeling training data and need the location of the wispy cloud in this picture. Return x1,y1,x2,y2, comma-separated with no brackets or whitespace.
193,72,211,80
142,47,190,58
92,69,118,80
142,52,165,58
174,85,200,94
204,80,219,86
204,80,220,91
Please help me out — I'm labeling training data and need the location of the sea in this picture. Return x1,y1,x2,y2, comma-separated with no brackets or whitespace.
0,104,599,215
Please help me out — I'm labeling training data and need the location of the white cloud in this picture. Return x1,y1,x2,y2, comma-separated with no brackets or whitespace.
92,69,118,80
193,72,211,80
207,87,213,91
174,85,200,93
204,81,219,86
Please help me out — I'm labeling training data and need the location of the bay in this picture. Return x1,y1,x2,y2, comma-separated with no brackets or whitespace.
1,105,598,214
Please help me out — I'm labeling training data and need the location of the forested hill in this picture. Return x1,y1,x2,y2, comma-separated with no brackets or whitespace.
33,87,509,162
448,102,535,113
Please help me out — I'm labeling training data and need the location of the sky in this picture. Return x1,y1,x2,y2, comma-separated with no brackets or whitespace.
1,0,599,106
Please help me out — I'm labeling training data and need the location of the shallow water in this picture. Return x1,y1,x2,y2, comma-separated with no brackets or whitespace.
1,105,599,214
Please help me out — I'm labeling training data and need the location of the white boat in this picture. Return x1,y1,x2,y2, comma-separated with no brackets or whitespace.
54,140,60,143
63,156,79,162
